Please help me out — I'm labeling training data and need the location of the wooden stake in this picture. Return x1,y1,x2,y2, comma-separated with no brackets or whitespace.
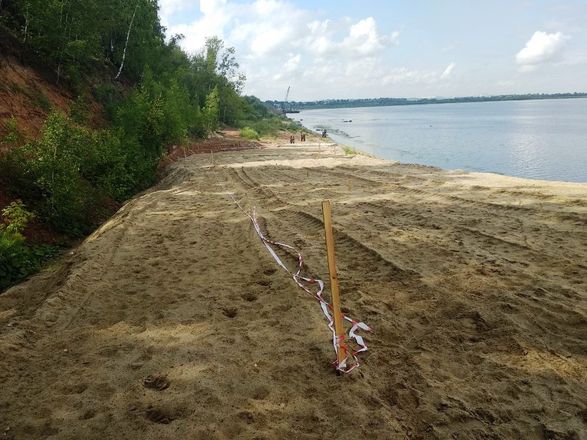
322,200,346,369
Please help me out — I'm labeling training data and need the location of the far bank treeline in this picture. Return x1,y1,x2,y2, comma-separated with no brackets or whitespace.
0,0,284,290
272,92,587,111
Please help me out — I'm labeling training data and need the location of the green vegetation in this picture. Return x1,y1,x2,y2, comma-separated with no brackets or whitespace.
235,96,303,136
0,201,58,290
1,0,163,85
269,92,587,111
1,116,23,149
239,127,260,140
236,116,301,138
1,112,153,235
0,2,288,290
341,145,357,156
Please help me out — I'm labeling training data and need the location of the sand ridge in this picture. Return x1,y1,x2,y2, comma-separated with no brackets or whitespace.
0,142,586,439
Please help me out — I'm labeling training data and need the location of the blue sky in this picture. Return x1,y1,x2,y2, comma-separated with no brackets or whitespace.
159,0,587,100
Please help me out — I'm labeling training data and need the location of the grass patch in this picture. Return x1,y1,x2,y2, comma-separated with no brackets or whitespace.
31,88,53,112
237,116,302,137
239,126,259,140
342,145,358,156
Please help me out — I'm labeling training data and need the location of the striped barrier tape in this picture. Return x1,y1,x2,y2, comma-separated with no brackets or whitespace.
212,164,371,373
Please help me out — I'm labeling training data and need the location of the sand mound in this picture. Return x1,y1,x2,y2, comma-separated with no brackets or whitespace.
1,143,586,439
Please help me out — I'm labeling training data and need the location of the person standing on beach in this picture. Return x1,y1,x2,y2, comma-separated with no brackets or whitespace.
301,132,306,142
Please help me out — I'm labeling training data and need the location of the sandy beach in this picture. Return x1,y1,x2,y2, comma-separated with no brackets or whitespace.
1,138,586,439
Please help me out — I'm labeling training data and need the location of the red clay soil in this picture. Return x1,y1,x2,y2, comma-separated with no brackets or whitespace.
159,130,260,169
0,53,72,145
0,47,106,151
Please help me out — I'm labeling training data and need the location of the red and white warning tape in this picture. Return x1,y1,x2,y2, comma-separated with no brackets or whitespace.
212,165,371,373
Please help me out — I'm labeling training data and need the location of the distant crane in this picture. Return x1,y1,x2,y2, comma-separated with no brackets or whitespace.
281,86,291,114
282,85,299,114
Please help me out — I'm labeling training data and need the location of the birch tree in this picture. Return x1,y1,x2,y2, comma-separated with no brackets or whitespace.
115,0,140,80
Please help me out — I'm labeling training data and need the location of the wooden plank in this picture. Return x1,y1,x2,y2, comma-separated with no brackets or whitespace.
322,200,347,369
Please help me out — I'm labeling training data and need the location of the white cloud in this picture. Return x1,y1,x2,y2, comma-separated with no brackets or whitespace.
440,62,455,79
382,63,456,86
309,17,400,57
342,17,391,55
201,0,228,16
497,80,515,88
515,31,569,70
284,53,301,72
382,68,436,85
166,0,232,53
166,2,401,63
160,1,459,99
159,0,193,28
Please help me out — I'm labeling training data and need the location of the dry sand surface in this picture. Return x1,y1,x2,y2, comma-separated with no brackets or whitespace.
1,141,586,439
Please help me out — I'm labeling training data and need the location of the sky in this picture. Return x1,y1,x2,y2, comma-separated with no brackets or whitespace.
159,0,587,101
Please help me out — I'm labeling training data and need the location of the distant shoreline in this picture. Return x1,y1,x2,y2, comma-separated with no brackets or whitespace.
271,92,587,111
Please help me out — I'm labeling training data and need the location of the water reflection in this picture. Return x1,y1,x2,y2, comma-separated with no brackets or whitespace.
297,98,587,182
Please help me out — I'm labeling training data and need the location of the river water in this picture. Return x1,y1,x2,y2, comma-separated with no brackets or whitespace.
296,98,587,182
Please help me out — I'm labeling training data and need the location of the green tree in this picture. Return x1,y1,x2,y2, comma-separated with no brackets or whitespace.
203,86,220,134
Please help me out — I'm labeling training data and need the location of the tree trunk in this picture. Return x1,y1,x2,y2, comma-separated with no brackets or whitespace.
115,0,140,80
23,3,29,43
56,2,71,85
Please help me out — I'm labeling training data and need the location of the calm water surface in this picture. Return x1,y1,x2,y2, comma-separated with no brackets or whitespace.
296,99,587,182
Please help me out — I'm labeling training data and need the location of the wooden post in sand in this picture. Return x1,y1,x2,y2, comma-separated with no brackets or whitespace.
322,200,347,370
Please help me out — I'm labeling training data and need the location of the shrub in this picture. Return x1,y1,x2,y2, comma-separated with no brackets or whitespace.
342,145,357,156
239,127,259,140
237,116,300,137
1,200,35,235
0,201,57,291
20,113,96,234
69,94,90,124
1,116,23,148
1,113,107,235
32,89,53,112
93,82,123,119
0,241,36,291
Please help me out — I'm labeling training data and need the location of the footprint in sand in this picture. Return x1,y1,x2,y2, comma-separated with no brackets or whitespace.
222,307,238,318
145,406,174,424
241,292,258,302
143,374,170,391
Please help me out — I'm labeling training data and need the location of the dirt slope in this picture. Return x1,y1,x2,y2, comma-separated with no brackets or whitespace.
0,52,71,146
0,143,586,439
